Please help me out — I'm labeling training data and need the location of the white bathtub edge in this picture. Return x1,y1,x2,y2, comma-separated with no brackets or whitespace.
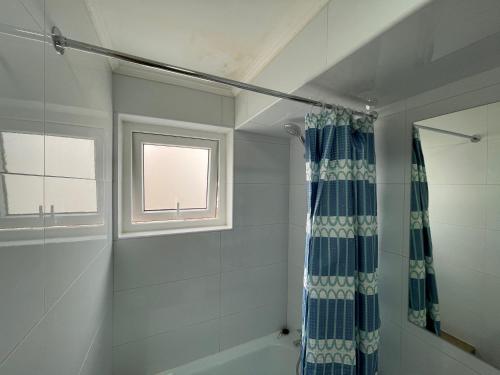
155,331,299,375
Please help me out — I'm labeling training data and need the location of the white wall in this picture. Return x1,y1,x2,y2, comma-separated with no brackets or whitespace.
0,1,113,374
286,66,500,375
111,74,290,375
416,103,500,368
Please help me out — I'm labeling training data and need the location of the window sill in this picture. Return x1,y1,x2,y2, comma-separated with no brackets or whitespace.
117,223,233,239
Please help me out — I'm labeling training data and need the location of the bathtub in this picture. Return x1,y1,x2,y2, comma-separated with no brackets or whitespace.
156,331,300,375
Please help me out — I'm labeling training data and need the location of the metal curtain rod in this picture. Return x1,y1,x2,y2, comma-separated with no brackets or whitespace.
414,124,481,143
49,27,376,118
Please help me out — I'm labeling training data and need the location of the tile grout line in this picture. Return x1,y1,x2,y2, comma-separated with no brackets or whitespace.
113,259,288,295
77,310,110,375
113,271,222,294
112,316,221,349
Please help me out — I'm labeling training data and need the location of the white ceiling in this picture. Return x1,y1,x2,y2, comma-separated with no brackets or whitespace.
238,0,500,138
85,0,328,95
309,0,500,108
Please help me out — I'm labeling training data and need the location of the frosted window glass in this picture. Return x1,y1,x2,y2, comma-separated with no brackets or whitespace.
4,174,43,215
1,132,43,175
143,144,209,211
45,177,97,213
45,135,95,179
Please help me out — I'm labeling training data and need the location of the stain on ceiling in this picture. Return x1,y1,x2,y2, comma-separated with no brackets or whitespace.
85,0,328,88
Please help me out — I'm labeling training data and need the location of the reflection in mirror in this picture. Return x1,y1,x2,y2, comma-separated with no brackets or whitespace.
45,134,96,179
0,125,104,234
3,174,44,215
408,101,500,369
0,131,44,175
45,177,97,213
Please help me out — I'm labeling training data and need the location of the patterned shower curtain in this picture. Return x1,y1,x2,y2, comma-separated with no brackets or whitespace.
408,127,441,335
301,109,379,375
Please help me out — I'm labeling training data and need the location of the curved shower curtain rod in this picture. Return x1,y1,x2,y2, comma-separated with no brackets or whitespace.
43,27,377,118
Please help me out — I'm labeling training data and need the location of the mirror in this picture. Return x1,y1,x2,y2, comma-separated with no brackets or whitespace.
408,101,500,369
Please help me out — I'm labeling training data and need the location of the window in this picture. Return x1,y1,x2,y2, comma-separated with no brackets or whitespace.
118,115,233,237
143,144,210,211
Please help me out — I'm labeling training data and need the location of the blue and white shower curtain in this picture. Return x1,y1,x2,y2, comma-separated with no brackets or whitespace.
301,109,379,375
408,127,440,335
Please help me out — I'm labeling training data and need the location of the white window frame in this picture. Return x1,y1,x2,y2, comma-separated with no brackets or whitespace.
117,114,233,238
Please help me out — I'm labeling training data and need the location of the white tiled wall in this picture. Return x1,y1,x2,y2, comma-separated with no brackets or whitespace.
112,76,289,375
0,1,113,374
286,67,500,374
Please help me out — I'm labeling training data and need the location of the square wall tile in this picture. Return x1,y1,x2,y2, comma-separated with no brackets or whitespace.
422,141,487,185
482,230,500,277
290,138,306,185
221,224,287,271
486,185,500,230
289,184,307,228
375,112,408,184
45,238,107,309
233,184,289,226
112,319,219,375
487,139,500,185
288,224,306,268
287,263,304,311
428,185,486,229
400,255,410,328
431,223,485,273
379,321,402,375
114,232,220,291
438,262,482,314
287,297,302,332
220,304,286,350
377,183,404,254
378,251,403,326
233,138,289,185
80,311,113,375
402,183,411,258
113,275,220,346
221,263,287,316
0,246,112,375
0,244,45,363
487,102,500,184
